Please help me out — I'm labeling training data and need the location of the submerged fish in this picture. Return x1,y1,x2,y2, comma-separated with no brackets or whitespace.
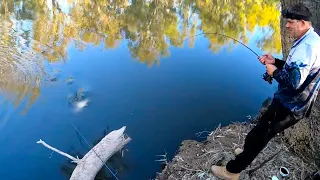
73,99,89,112
66,77,74,85
76,99,89,109
67,88,89,112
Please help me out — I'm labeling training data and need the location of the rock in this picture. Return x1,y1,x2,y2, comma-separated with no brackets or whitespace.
234,148,243,155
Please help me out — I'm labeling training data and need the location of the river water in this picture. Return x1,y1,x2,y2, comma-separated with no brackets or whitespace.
0,0,281,179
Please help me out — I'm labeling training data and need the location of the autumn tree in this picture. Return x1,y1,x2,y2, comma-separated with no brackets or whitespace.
194,0,281,54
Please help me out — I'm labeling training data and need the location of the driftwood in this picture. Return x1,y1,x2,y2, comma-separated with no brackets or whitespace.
37,126,131,180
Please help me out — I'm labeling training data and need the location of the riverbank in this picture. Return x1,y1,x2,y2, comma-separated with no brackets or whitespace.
155,108,318,180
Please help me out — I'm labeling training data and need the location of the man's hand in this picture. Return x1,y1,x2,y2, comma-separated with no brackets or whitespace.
259,54,275,65
266,64,278,76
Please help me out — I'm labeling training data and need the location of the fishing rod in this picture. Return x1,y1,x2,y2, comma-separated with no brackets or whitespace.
185,32,273,84
185,32,260,57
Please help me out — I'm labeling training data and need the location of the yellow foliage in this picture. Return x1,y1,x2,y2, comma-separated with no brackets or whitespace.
195,0,281,54
1,0,281,64
0,0,283,115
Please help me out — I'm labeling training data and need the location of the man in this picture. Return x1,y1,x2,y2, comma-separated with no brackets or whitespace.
211,3,320,180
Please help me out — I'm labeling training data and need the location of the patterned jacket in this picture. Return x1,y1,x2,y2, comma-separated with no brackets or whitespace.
273,27,320,120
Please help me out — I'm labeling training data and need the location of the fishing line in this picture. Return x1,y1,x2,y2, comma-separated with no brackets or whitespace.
72,123,120,180
185,32,260,57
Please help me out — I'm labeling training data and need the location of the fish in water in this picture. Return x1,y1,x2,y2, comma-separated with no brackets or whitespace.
67,88,89,112
65,77,74,85
49,76,58,82
73,99,89,112
67,88,87,104
76,99,89,109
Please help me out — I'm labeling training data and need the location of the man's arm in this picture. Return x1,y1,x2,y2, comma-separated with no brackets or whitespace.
272,44,314,90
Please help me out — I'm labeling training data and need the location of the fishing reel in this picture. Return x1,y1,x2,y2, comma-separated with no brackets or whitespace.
262,72,273,84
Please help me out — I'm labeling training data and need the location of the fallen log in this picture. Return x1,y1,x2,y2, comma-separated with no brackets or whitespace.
37,126,131,180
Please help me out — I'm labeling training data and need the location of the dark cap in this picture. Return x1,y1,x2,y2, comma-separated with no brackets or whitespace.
281,9,311,21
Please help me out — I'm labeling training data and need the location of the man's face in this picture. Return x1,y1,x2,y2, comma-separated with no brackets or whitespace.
285,18,304,39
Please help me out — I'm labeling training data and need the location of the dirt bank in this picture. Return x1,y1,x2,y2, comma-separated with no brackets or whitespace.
155,109,318,180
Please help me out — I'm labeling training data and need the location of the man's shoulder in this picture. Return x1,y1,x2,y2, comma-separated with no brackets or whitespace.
304,30,320,47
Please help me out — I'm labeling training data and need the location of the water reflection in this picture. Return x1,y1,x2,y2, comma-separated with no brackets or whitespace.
0,1,281,179
1,0,281,62
0,0,281,114
0,40,44,122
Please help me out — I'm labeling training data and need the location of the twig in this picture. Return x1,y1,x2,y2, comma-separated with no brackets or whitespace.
211,123,221,140
155,150,168,164
281,158,294,167
199,150,218,158
195,131,212,138
232,142,239,149
49,151,54,158
216,135,225,138
218,140,225,152
301,164,305,180
176,156,184,162
37,139,80,163
179,166,205,173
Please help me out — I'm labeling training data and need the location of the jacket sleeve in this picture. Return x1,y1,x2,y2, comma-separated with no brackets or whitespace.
274,58,286,70
272,43,314,90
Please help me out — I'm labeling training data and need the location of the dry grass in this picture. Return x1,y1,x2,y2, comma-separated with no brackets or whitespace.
155,122,317,180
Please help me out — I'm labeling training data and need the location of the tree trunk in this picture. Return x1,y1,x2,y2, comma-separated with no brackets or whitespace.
280,0,320,168
37,126,132,180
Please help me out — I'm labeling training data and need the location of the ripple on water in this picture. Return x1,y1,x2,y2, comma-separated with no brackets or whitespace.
0,32,46,121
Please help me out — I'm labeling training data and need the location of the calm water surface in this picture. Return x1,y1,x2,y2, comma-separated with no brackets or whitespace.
0,0,281,179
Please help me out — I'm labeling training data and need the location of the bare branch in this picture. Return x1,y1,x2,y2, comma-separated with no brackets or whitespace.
37,139,79,163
